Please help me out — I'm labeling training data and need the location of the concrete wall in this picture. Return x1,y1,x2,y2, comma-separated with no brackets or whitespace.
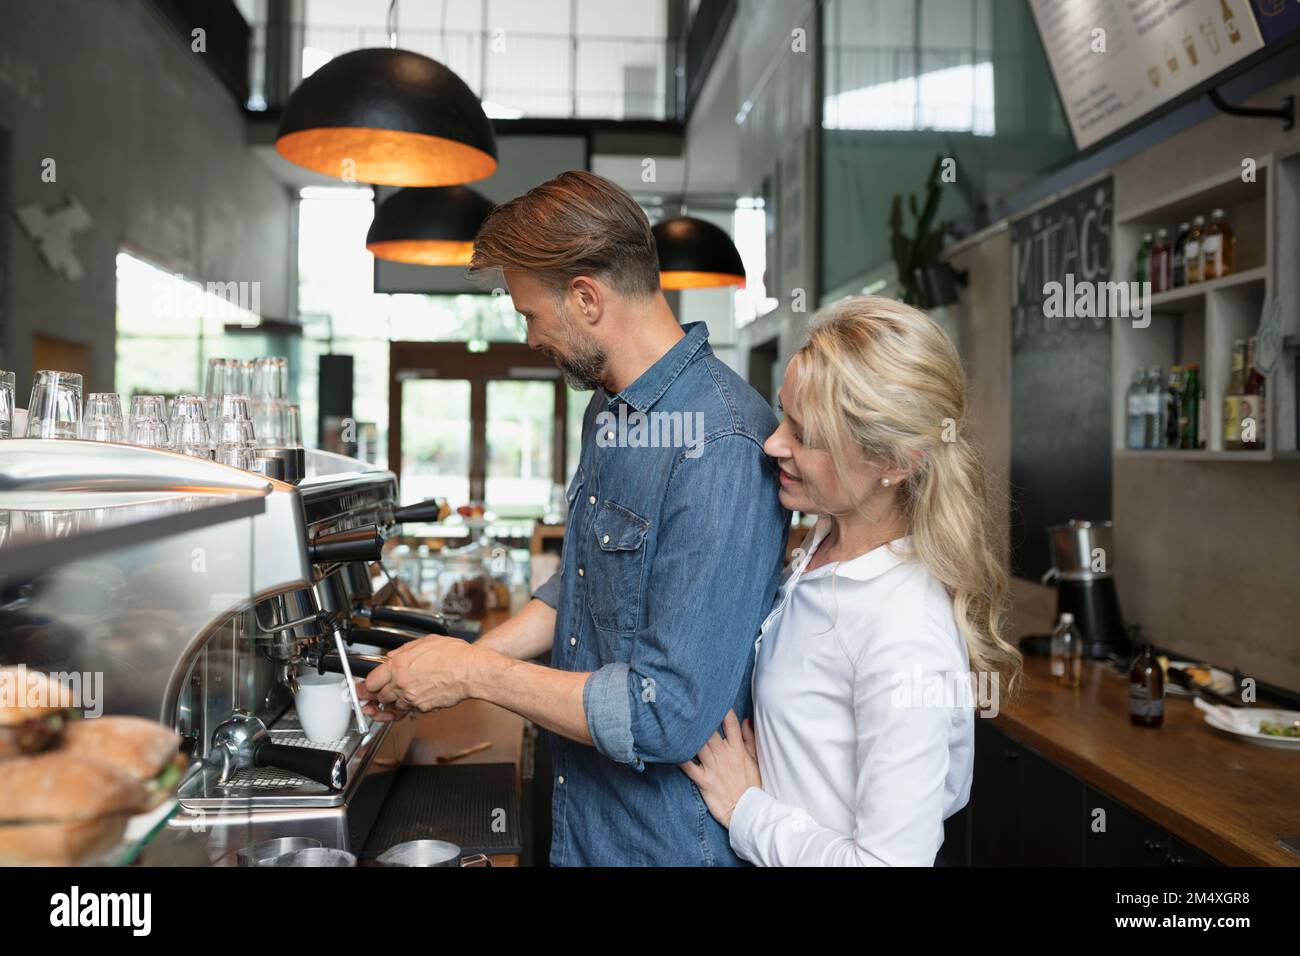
0,0,292,394
949,72,1300,692
732,0,820,396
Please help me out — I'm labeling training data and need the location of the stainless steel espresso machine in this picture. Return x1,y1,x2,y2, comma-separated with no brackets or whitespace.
0,440,461,865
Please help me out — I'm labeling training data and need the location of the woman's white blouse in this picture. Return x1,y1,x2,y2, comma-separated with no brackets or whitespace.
729,522,975,866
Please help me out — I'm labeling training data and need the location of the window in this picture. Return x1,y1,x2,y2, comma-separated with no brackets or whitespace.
114,251,261,400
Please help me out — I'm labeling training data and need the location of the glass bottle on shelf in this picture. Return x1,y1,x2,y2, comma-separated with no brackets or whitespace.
1240,335,1266,449
1144,366,1165,449
1149,228,1172,293
1223,339,1247,450
1171,221,1191,287
1135,232,1153,284
1126,370,1147,450
1165,366,1184,449
1184,215,1206,284
1201,208,1235,280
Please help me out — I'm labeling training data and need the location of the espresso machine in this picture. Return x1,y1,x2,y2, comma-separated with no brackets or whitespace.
0,440,464,864
1036,519,1130,660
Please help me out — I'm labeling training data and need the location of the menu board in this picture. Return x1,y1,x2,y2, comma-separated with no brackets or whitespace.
1029,0,1265,149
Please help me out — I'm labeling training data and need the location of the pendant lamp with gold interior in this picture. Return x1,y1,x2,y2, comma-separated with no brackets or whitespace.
653,216,746,289
652,144,745,290
366,186,496,266
275,47,498,187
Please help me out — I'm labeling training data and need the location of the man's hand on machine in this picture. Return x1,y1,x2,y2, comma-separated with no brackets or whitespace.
358,633,476,720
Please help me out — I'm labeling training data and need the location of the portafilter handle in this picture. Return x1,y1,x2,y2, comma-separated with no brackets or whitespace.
347,626,422,652
309,525,384,566
316,650,388,678
358,606,480,642
210,711,346,791
389,498,447,524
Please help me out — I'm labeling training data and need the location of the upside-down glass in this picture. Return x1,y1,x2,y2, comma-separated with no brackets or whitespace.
218,394,257,446
0,370,15,439
204,358,242,420
81,393,126,442
128,395,170,448
252,399,288,447
251,357,288,400
172,394,208,428
172,396,212,458
215,417,256,469
25,371,83,439
286,403,303,448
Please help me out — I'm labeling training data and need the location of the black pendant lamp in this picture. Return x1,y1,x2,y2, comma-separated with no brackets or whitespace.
366,186,496,266
653,216,746,290
275,48,498,187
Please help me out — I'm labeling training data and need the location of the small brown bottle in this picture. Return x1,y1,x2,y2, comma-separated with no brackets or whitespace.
1129,644,1165,727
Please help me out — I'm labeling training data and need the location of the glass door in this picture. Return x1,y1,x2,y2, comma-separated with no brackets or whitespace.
486,379,557,517
397,377,472,506
388,343,576,516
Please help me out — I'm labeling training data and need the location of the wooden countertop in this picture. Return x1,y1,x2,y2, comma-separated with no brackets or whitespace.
996,655,1300,866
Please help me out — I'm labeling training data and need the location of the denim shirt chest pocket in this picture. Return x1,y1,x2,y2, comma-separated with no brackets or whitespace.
585,499,650,633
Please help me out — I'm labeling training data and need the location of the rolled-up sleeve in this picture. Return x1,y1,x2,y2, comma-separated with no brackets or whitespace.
532,570,561,609
583,434,787,768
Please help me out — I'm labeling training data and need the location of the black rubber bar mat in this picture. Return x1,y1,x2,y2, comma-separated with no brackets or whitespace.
361,762,522,860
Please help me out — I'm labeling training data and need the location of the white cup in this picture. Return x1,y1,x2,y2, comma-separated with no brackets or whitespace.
294,672,355,743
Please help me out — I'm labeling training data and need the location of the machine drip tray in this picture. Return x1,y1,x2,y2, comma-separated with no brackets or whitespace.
360,762,522,860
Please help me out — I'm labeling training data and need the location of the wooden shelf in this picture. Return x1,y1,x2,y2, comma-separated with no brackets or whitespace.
1114,448,1274,462
1148,266,1268,313
1118,161,1270,226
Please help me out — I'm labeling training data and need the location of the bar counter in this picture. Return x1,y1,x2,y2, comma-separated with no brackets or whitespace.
384,609,530,866
992,655,1300,866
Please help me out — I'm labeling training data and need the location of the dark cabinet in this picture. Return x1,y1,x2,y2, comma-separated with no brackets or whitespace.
970,718,1022,865
1084,787,1170,866
966,721,1221,867
1019,745,1085,865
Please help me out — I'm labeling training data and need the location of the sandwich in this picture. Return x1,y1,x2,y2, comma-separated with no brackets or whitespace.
0,752,148,865
0,667,75,760
60,716,186,807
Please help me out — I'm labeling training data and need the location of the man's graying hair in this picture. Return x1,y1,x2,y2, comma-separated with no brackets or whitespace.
469,170,661,300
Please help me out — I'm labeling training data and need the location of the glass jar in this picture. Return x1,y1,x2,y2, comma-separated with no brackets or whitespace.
436,552,491,620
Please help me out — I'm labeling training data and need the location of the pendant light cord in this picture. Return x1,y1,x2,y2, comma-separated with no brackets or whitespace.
678,133,691,217
387,0,400,49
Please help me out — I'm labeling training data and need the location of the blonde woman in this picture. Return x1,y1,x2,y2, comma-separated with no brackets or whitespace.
681,295,1022,866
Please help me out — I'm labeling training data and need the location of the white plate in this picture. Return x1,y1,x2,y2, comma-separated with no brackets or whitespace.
1202,707,1300,750
1165,661,1235,698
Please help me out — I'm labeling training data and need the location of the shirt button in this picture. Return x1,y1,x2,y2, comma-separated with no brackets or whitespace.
602,534,610,544
557,775,565,785
578,567,584,577
588,495,596,505
569,636,577,647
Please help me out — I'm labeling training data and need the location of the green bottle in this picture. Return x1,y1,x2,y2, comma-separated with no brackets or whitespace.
1179,363,1201,449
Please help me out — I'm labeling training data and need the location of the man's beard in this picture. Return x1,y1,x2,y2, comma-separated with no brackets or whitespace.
551,308,607,391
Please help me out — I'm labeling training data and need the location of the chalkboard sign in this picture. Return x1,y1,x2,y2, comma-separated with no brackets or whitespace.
1009,177,1114,582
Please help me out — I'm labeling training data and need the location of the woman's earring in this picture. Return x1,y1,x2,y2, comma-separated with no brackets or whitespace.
881,478,892,487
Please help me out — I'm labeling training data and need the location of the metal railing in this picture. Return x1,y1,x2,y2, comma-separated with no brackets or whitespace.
252,22,676,121
823,45,1000,135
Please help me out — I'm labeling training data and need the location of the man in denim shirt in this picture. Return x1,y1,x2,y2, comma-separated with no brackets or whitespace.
361,171,788,866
